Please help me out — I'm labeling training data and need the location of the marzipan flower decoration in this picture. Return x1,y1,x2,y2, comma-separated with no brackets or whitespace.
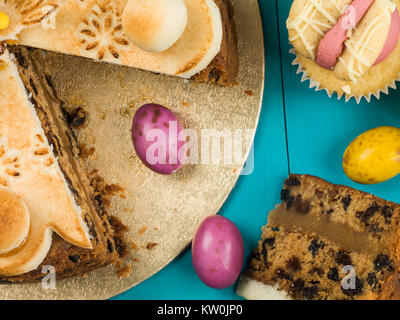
0,0,67,40
77,1,131,61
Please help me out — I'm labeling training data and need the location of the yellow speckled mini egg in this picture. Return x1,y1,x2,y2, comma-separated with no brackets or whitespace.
0,12,9,30
343,127,400,184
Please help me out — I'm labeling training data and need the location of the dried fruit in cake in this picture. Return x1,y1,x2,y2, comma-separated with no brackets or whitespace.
343,126,400,184
237,174,400,300
287,0,400,101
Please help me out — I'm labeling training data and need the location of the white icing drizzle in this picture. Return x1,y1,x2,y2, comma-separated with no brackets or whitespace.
287,0,343,59
338,2,394,82
309,0,337,23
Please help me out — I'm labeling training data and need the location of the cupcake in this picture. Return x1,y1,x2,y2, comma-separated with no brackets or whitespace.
287,0,400,102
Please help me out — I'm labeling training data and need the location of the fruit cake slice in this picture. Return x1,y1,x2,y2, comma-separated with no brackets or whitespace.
0,44,125,282
193,0,239,86
237,174,400,300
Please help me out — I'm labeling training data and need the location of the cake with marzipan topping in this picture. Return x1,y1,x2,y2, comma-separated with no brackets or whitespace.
0,0,238,281
8,0,238,86
0,45,126,282
237,174,400,300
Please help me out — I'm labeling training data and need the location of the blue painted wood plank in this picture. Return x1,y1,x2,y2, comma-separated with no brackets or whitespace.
113,0,288,300
276,0,400,202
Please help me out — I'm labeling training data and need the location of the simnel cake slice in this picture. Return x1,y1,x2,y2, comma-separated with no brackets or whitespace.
237,174,400,300
15,0,239,86
0,44,126,282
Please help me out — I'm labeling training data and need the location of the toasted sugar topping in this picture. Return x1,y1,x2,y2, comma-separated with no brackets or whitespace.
121,0,188,53
18,0,223,79
0,0,67,40
77,2,131,61
0,189,29,254
75,0,88,7
0,136,22,187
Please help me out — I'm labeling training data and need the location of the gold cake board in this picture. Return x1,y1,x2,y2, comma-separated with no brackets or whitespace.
0,0,264,299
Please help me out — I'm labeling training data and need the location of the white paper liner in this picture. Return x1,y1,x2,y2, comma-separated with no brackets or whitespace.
289,48,400,104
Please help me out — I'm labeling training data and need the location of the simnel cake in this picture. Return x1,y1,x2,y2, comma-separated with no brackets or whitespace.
0,45,126,282
0,0,238,282
237,174,400,300
7,0,239,86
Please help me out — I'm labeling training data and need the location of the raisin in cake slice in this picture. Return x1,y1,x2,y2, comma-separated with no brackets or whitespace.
0,44,122,282
14,0,238,86
237,174,400,300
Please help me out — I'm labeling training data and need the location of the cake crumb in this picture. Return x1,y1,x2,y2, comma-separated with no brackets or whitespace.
70,108,86,129
104,183,125,196
79,144,95,159
146,242,158,250
182,101,190,107
244,90,254,96
131,241,138,251
138,226,148,236
117,263,132,278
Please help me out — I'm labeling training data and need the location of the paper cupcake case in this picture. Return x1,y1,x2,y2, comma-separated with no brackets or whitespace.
289,48,400,104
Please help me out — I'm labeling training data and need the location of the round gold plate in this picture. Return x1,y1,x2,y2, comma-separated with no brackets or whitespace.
0,0,264,299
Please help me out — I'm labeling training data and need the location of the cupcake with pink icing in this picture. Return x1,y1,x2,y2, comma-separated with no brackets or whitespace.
287,0,400,102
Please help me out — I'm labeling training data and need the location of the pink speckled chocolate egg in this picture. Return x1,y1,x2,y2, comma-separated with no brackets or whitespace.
132,104,186,175
192,216,244,289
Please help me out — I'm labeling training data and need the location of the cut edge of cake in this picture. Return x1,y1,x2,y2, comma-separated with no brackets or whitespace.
0,45,127,282
237,174,400,300
193,0,239,86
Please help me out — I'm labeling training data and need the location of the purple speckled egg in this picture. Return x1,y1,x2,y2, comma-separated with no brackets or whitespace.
132,104,186,175
192,216,244,289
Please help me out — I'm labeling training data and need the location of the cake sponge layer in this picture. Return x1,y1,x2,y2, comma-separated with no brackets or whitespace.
238,174,400,300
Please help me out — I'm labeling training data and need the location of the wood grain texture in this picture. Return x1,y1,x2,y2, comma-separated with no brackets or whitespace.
276,0,400,203
117,0,400,300
114,0,289,300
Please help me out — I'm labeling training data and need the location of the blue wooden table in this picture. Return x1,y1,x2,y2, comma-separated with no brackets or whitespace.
113,0,400,300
